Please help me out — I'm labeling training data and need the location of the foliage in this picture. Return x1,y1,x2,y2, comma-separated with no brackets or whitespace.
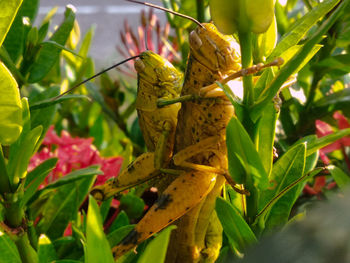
0,0,350,262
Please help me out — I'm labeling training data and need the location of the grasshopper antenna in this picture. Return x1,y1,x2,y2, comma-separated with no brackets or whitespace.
126,0,204,28
51,55,140,101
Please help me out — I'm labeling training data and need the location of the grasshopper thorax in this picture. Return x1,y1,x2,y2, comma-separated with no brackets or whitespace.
189,23,241,75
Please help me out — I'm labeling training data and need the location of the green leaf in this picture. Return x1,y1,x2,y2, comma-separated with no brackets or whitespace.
107,225,135,248
292,135,319,174
138,226,176,263
38,234,57,263
28,6,75,83
217,81,244,120
41,40,83,58
257,102,279,176
0,0,22,47
29,86,60,147
216,197,257,252
3,0,39,62
0,61,22,145
22,158,58,206
259,143,306,230
36,176,95,239
251,0,348,121
120,193,145,220
327,165,350,189
311,88,350,119
99,198,112,223
0,231,21,263
108,211,130,233
8,125,42,183
44,166,102,190
306,128,350,156
268,0,340,59
0,146,11,195
86,196,114,263
226,117,269,189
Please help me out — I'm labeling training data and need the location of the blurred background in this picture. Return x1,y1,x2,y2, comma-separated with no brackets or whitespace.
39,0,167,67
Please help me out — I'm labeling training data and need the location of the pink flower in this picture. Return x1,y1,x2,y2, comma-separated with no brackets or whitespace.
116,8,179,76
305,111,350,195
29,126,123,187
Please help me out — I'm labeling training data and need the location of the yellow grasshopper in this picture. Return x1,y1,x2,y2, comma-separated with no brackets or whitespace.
113,1,283,261
91,51,183,200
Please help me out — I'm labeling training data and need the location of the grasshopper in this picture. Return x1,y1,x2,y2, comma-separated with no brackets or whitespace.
91,51,183,200
113,1,284,261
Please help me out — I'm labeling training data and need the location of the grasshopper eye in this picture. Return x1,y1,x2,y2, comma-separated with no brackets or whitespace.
189,31,202,50
134,59,146,73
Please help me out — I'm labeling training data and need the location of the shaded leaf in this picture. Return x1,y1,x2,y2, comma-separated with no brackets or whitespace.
38,234,57,263
22,157,58,206
216,197,257,252
107,225,135,248
0,231,21,263
28,6,75,83
226,117,269,189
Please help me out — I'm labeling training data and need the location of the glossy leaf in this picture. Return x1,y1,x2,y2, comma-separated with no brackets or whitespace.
86,196,114,263
22,157,58,206
28,6,75,83
328,165,350,189
257,102,279,176
216,197,257,252
0,0,22,47
252,0,348,121
226,117,269,189
0,61,22,145
38,234,57,263
138,226,176,263
0,231,21,263
268,0,340,59
259,143,306,230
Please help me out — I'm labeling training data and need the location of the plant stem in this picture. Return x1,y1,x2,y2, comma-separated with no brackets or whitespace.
4,196,38,262
196,0,205,23
239,31,254,106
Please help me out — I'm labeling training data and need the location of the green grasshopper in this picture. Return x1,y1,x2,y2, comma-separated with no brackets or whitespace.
113,1,283,262
90,51,183,200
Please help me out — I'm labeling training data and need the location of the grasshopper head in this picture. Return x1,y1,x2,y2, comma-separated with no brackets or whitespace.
189,23,241,74
135,51,182,85
134,51,182,98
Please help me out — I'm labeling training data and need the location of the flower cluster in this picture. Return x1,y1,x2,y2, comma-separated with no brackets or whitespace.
116,8,179,76
304,111,350,195
29,126,123,188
